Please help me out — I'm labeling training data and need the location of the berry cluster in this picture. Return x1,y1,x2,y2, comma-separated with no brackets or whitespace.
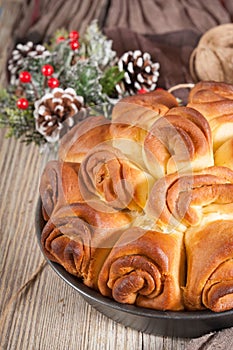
17,65,60,109
17,30,80,109
57,30,80,51
41,64,60,89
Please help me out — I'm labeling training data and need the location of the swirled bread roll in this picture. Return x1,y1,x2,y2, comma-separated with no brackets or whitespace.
188,81,233,107
188,81,233,151
41,203,133,288
143,106,214,178
214,138,233,170
98,227,185,310
145,166,233,232
184,220,233,312
112,89,178,130
39,160,83,220
110,121,148,168
39,81,233,313
210,115,233,152
58,116,111,163
79,144,154,211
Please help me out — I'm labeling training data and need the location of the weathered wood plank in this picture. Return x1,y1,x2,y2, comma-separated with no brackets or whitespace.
0,1,233,349
0,128,190,349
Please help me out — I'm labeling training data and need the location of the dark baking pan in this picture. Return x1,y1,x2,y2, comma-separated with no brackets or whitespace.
35,199,233,338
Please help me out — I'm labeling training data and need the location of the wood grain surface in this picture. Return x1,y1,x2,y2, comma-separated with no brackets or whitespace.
1,1,233,349
0,129,191,349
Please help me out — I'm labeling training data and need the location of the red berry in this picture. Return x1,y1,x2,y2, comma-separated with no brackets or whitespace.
17,98,29,109
56,36,65,43
69,30,79,40
138,88,147,94
70,40,80,51
19,71,31,83
48,77,60,89
41,64,54,76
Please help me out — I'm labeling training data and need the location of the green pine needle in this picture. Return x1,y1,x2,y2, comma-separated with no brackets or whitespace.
100,66,125,96
0,88,44,145
1,20,128,146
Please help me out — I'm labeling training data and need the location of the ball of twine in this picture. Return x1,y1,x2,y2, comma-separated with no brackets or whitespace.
190,23,233,84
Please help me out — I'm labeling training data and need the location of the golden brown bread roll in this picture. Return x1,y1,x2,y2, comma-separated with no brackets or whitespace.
112,89,178,130
58,115,111,163
183,220,233,312
145,166,233,232
214,138,233,170
188,81,233,151
98,227,185,311
109,121,147,168
41,203,133,288
188,81,233,105
123,89,179,109
143,106,214,178
39,81,233,313
209,114,233,152
78,143,154,211
39,160,83,220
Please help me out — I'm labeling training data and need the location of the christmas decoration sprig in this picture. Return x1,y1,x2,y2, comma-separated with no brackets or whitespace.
0,20,160,147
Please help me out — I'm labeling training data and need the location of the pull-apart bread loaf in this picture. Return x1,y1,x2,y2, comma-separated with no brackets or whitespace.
39,83,233,312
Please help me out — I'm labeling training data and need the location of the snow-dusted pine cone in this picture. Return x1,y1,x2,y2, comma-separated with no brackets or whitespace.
7,41,50,85
34,88,84,143
116,50,160,95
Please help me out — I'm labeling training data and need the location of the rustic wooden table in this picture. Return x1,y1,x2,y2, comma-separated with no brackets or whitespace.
0,126,190,349
1,1,233,349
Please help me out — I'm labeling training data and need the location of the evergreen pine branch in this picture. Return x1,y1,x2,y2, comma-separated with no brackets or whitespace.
1,21,129,147
45,28,69,51
61,60,106,105
100,66,125,96
79,20,116,68
0,88,44,145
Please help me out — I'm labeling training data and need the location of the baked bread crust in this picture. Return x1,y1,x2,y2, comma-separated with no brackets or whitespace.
40,81,233,312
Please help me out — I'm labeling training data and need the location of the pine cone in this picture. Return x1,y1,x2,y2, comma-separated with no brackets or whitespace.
34,88,84,143
116,50,160,95
8,41,50,85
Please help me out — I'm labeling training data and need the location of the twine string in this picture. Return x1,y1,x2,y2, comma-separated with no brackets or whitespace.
168,83,195,93
0,260,47,330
